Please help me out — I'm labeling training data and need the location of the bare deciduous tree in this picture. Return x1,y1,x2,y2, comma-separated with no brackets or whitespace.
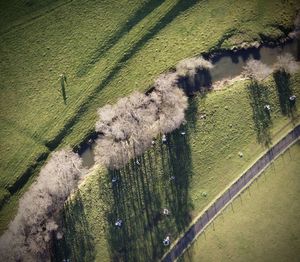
274,53,299,75
176,57,213,78
243,59,272,82
0,149,84,262
176,56,213,87
153,73,188,133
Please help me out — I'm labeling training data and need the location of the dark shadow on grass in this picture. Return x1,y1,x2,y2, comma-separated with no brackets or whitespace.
76,0,163,77
185,98,199,131
92,0,198,96
51,193,95,262
103,125,195,261
273,70,296,118
61,82,67,105
165,130,194,231
248,81,272,146
60,76,67,105
77,0,198,77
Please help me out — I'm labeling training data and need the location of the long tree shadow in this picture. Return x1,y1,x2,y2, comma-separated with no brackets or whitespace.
103,124,194,261
91,0,198,97
248,81,272,146
76,0,163,77
273,70,296,117
61,78,67,105
51,192,95,262
164,130,194,231
78,0,198,77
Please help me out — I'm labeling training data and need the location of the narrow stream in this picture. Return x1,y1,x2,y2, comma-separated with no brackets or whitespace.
210,39,298,82
80,142,96,168
80,37,299,168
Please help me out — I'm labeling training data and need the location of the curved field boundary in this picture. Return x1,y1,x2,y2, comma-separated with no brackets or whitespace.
162,124,300,262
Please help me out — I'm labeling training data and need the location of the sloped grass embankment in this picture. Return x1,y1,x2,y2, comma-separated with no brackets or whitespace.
53,73,300,261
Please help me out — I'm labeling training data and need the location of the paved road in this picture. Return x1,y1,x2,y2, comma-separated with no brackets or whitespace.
162,124,300,262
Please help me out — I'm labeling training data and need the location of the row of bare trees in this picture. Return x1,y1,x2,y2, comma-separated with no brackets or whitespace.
94,56,213,169
0,149,84,261
94,73,187,169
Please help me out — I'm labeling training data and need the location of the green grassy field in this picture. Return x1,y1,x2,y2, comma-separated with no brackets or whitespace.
52,72,300,261
180,141,300,262
0,0,299,217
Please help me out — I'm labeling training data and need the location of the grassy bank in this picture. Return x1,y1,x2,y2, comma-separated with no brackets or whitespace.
0,0,299,220
52,73,300,261
180,141,300,262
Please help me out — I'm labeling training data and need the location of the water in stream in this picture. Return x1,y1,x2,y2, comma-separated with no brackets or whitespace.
211,39,299,82
80,38,299,168
80,142,96,168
